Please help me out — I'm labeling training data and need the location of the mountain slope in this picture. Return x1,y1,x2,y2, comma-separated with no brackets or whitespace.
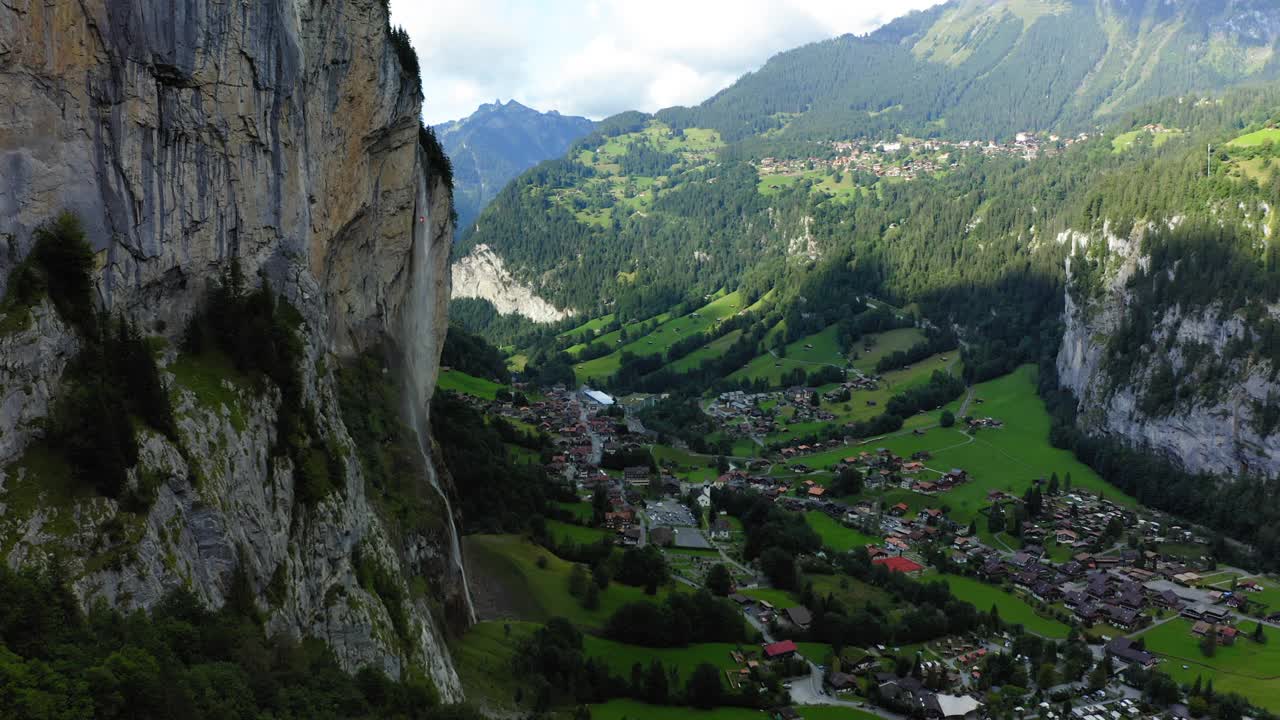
436,100,594,236
660,0,1280,142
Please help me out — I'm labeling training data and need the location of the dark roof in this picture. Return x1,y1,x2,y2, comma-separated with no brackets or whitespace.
785,606,813,627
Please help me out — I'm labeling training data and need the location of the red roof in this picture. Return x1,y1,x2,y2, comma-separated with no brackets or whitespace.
873,556,924,573
763,640,798,658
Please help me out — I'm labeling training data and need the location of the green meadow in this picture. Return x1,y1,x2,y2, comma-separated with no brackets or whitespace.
436,368,505,400
463,534,686,629
927,573,1069,638
1228,127,1280,147
1141,618,1280,711
804,511,882,552
574,291,748,383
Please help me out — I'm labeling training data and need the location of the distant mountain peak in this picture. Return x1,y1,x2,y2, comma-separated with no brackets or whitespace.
435,102,594,237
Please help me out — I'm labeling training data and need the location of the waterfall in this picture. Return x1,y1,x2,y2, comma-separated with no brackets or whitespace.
402,149,477,625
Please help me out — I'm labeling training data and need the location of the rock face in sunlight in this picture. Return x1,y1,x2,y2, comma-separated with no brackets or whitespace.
0,0,467,699
451,243,573,322
1058,222,1280,479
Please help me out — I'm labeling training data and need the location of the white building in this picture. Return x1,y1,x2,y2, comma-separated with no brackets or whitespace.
581,388,615,406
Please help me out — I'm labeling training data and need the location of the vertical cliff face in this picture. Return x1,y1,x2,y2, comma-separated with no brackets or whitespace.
0,0,467,700
1057,221,1280,479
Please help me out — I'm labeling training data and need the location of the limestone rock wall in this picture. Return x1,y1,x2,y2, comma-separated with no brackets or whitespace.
0,0,466,699
1056,223,1280,479
451,243,571,322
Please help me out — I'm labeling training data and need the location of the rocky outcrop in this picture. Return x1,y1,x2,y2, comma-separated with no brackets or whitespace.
0,0,467,700
451,243,571,322
1057,223,1280,479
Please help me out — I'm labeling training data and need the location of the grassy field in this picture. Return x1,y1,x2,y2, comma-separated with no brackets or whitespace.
741,587,800,609
761,350,953,445
561,313,616,342
582,637,752,678
574,291,747,383
804,512,882,552
928,573,1069,638
566,311,672,357
729,325,846,386
437,369,505,400
454,621,540,711
464,534,684,629
786,365,1132,526
1141,618,1280,711
652,444,720,482
807,573,893,610
1112,128,1182,152
547,519,613,546
669,329,744,374
849,328,926,373
556,500,593,523
1229,127,1280,147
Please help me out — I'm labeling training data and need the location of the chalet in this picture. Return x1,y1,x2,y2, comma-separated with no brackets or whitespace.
1219,626,1239,645
1182,604,1232,624
1106,637,1157,668
890,502,910,516
649,527,675,547
624,466,651,487
1056,529,1079,544
1105,605,1142,630
784,606,813,630
763,640,798,660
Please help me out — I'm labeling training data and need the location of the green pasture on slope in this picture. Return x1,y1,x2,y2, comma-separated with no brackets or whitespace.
1228,128,1280,147
804,512,882,552
574,291,747,383
436,369,505,400
1140,618,1280,711
463,534,685,630
928,573,1069,638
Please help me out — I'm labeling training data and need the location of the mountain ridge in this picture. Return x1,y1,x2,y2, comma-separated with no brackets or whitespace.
436,99,594,236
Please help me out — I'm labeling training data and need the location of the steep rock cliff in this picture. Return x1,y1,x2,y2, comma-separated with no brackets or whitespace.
1057,220,1280,479
451,243,571,322
0,0,467,699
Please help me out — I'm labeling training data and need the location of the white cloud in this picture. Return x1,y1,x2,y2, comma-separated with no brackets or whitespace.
392,0,945,124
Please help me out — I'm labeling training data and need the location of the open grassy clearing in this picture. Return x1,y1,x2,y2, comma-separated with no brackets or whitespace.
730,325,846,386
566,311,672,357
582,637,754,678
1228,127,1280,147
804,511,882,552
927,573,1070,638
807,573,893,610
789,365,1132,525
555,500,593,523
669,329,744,373
1141,618,1280,711
849,327,927,373
560,313,616,342
574,291,747,383
740,587,800,609
454,621,540,711
652,444,720,482
437,368,505,400
1112,128,1182,152
547,519,613,546
464,534,685,629
762,351,953,445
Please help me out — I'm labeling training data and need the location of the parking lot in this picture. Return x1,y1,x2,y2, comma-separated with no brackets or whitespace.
645,500,697,527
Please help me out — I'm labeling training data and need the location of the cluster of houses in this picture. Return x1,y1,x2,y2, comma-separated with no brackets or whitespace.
755,132,1092,190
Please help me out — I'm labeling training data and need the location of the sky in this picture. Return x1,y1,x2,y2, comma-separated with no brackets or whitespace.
391,1,946,125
